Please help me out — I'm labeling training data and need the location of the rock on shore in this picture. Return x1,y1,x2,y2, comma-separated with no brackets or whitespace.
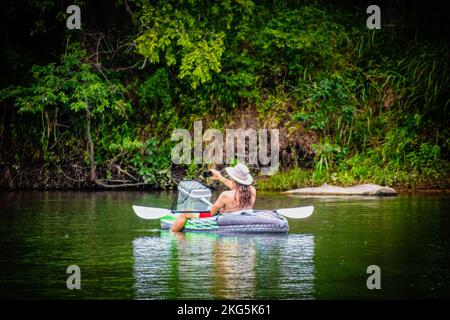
283,183,397,196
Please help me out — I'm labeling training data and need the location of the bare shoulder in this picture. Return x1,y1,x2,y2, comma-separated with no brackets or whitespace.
251,186,256,195
220,190,234,199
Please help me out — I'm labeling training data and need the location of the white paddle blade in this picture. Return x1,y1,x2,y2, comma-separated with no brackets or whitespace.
277,206,314,219
133,205,171,220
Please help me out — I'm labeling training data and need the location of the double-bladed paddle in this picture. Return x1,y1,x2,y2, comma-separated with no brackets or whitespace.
132,205,314,220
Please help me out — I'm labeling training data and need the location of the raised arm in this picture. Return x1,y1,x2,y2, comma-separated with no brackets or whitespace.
210,169,233,189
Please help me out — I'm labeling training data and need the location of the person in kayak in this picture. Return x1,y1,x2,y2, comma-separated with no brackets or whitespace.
170,163,256,232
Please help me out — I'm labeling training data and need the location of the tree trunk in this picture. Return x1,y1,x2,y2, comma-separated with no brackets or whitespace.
85,101,97,183
124,0,133,18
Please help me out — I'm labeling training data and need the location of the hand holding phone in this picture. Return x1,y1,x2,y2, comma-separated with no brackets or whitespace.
209,169,222,180
203,171,212,178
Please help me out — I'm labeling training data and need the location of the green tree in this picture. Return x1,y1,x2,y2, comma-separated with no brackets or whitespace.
2,44,129,184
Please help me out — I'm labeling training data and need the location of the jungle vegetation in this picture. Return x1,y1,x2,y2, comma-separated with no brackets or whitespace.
0,0,449,190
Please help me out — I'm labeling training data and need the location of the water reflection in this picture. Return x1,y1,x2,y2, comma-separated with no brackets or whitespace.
133,232,315,299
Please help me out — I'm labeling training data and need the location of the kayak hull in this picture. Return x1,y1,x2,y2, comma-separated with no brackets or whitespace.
160,210,289,233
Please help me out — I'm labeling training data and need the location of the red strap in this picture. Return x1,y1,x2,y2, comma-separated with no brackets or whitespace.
199,212,212,218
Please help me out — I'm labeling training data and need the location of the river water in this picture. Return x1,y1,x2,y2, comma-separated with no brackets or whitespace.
0,191,449,299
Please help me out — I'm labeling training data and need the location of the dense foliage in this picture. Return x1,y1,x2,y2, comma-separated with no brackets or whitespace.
0,0,448,190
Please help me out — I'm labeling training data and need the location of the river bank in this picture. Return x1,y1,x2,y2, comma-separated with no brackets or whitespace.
1,164,448,192
1,2,449,199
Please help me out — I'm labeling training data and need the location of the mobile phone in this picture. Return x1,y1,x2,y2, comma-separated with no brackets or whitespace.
203,171,212,178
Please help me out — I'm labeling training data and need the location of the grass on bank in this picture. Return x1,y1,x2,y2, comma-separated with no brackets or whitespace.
256,160,450,192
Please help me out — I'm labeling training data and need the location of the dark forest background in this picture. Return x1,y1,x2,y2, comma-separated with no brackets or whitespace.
0,0,448,190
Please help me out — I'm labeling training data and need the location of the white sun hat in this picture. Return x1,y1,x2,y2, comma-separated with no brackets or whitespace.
225,163,253,185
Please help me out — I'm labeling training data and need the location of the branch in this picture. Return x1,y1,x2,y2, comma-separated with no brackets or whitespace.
96,180,147,188
124,0,134,18
98,179,135,183
91,62,111,83
114,61,142,71
140,58,148,69
112,164,139,181
55,163,85,183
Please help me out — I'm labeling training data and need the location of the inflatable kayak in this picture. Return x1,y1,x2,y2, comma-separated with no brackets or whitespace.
160,210,289,233
132,181,313,234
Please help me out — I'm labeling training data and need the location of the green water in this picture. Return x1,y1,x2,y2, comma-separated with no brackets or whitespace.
0,191,449,299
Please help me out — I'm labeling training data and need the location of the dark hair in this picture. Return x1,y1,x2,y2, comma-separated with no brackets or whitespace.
233,181,253,209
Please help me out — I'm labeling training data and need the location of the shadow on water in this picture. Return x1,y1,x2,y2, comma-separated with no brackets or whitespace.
133,231,315,299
